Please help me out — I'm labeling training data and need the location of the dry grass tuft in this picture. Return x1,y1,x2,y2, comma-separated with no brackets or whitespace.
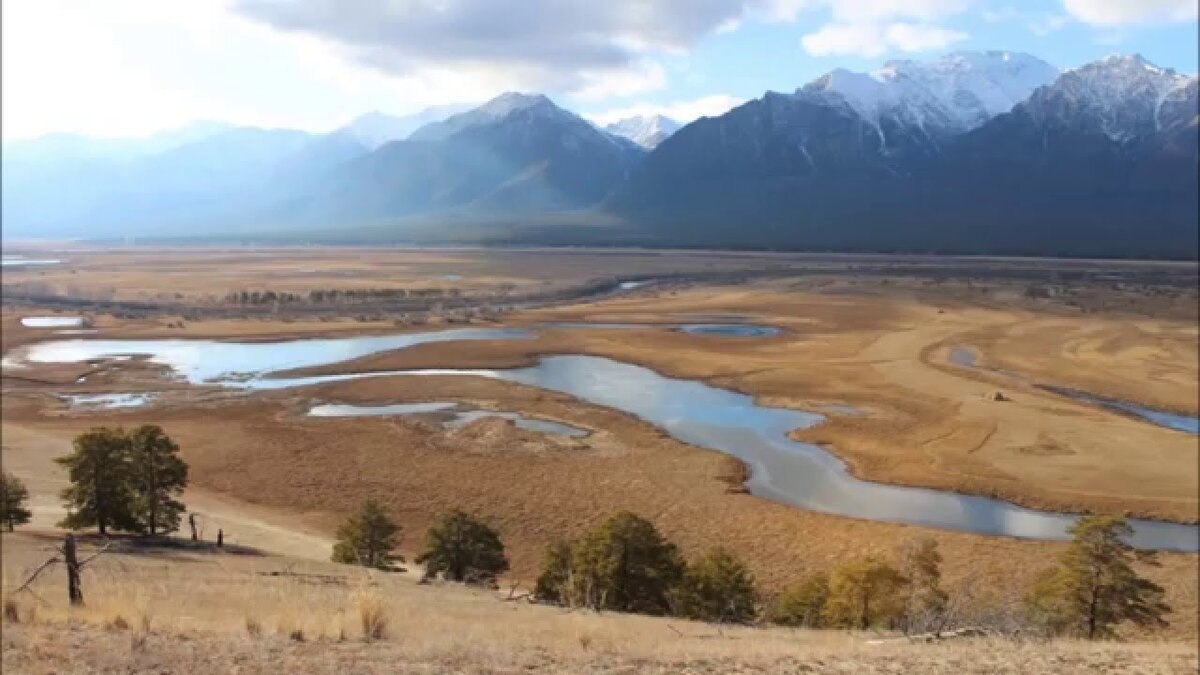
354,586,388,642
244,616,262,637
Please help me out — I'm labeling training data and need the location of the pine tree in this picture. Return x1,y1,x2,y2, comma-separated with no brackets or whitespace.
672,547,758,623
331,498,402,570
416,510,508,584
569,511,684,615
1,471,33,531
57,427,139,535
1025,516,1170,639
825,558,907,630
128,425,189,535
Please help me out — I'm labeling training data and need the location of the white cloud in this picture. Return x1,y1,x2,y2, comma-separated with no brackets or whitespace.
572,61,668,101
801,21,967,57
585,95,746,126
1061,0,1197,26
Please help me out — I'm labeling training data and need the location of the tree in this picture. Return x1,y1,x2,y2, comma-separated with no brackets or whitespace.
332,498,402,570
127,425,188,535
1025,516,1170,639
825,558,907,630
672,547,758,623
769,572,830,627
1,471,32,531
570,511,684,615
416,510,508,585
534,540,575,604
57,427,139,535
898,537,947,633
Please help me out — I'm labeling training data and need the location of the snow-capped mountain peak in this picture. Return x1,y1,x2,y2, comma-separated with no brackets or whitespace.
803,51,1060,135
604,115,681,148
1050,54,1195,141
408,92,568,142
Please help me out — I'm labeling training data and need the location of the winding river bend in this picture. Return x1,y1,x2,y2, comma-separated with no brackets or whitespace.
9,329,1198,551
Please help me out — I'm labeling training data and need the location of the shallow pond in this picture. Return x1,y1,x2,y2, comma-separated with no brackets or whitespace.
678,324,781,337
60,392,157,409
308,401,588,437
9,329,1197,550
2,255,62,267
21,316,84,328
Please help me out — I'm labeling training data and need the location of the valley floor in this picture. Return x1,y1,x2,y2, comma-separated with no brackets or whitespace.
2,248,1198,671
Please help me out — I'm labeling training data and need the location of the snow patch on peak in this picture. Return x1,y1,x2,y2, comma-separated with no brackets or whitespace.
1058,54,1194,141
604,115,681,148
803,51,1059,134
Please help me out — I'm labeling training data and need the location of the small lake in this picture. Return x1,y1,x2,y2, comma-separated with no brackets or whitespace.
60,392,157,409
678,324,781,337
2,255,62,267
8,329,1197,550
21,316,84,328
308,401,589,437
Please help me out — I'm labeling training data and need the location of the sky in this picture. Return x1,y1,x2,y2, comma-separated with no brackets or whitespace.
2,0,1197,140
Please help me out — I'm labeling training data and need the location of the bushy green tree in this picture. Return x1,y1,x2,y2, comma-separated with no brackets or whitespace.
569,511,684,615
416,510,508,585
825,558,907,630
768,572,830,627
127,425,189,535
332,498,402,570
57,427,140,535
1025,516,1170,639
672,547,758,623
1,471,33,531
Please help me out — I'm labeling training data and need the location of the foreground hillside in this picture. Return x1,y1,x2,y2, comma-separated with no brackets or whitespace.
1,532,1195,674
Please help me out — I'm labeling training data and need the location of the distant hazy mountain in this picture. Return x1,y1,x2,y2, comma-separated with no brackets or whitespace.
2,51,1195,258
291,93,645,223
338,105,469,149
604,115,681,148
609,52,1197,258
2,126,368,238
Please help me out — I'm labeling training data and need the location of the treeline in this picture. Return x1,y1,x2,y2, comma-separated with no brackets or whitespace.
222,287,466,306
333,504,1172,640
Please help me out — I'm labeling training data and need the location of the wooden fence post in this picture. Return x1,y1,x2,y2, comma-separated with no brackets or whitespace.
64,534,83,605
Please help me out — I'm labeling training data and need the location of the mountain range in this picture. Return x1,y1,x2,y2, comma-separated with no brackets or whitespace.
2,51,1196,259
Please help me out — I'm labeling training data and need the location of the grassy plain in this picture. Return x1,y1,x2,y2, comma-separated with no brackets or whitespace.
2,531,1197,674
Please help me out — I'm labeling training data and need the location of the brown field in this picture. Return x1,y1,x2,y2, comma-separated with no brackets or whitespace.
3,246,1198,669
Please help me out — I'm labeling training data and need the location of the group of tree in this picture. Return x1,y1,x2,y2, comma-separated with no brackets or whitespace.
56,426,189,536
332,501,509,586
534,511,757,623
223,287,464,306
529,511,1169,637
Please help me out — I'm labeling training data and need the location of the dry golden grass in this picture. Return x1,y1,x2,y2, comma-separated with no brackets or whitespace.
1,531,1196,674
